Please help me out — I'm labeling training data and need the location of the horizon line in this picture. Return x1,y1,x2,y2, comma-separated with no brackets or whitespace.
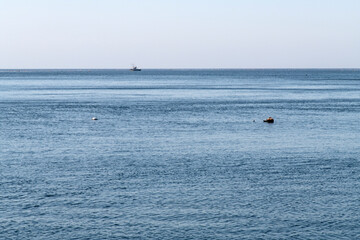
1,67,360,70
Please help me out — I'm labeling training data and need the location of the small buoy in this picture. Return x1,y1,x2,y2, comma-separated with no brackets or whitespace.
253,120,256,122
92,117,98,120
263,117,274,123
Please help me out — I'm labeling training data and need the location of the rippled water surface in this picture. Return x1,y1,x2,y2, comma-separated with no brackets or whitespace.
1,69,359,239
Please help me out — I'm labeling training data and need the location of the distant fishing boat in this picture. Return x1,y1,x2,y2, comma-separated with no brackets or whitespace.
130,65,141,71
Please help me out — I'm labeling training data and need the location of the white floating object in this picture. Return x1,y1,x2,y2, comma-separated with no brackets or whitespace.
92,117,98,120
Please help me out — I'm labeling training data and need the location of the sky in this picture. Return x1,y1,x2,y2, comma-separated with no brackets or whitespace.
0,0,359,68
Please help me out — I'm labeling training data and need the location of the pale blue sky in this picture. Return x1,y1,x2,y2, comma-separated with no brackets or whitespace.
0,0,359,68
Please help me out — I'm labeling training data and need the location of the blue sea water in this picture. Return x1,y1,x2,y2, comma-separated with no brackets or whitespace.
0,69,359,239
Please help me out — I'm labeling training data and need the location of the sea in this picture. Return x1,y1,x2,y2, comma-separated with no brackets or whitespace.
0,69,359,239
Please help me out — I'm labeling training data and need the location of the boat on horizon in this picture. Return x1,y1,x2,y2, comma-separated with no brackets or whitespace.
130,65,141,71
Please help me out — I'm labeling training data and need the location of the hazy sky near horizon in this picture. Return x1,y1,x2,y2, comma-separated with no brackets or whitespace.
0,0,359,68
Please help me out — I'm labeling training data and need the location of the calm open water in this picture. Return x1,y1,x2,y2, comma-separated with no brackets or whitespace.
1,69,359,239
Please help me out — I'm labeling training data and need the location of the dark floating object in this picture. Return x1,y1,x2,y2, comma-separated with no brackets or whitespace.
263,117,274,123
92,117,98,121
130,65,141,71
